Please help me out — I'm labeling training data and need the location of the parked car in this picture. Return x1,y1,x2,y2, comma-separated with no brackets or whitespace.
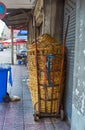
16,48,27,60
3,43,9,49
0,43,4,51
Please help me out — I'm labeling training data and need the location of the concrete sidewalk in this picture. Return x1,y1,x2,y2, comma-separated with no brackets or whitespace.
0,65,70,130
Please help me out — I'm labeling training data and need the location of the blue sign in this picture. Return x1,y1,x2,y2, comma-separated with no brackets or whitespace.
0,2,6,19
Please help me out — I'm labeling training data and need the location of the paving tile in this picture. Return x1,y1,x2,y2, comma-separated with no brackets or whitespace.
4,116,23,124
0,103,9,109
44,118,51,124
23,113,44,125
23,108,34,114
25,124,45,130
0,65,70,130
0,116,5,125
23,90,30,96
23,100,33,108
24,117,40,125
0,109,6,116
5,108,24,117
3,123,24,130
53,120,70,130
0,125,3,130
23,94,32,100
7,101,23,108
44,122,54,130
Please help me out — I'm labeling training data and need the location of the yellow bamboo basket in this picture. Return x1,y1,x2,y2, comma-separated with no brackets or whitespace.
27,34,65,114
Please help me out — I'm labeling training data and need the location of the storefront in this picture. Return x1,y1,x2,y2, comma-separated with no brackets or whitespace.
63,0,76,123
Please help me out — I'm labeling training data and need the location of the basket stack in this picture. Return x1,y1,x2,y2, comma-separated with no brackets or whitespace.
28,34,65,113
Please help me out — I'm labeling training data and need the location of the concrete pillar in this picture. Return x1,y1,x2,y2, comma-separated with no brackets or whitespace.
71,0,85,130
43,0,51,34
28,17,34,43
11,27,14,65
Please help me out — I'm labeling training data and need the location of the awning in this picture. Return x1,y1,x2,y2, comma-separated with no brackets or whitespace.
1,0,36,30
2,38,27,45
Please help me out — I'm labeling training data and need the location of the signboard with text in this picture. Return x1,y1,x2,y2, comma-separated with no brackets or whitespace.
0,2,6,19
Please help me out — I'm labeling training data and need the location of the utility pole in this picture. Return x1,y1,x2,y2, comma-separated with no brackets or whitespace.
11,27,14,65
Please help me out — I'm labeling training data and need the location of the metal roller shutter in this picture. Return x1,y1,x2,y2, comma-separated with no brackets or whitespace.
63,0,76,123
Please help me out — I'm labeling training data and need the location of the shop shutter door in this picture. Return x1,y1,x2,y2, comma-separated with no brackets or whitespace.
63,0,76,123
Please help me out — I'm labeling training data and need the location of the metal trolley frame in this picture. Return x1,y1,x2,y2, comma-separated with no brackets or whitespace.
33,16,70,121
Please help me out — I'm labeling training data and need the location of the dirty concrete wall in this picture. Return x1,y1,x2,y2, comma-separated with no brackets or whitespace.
43,0,64,42
71,0,85,129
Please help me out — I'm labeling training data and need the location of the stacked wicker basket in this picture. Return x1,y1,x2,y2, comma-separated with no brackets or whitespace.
28,34,64,114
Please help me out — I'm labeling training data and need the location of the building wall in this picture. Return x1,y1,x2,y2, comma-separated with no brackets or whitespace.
2,25,11,39
29,0,64,43
63,0,76,124
71,0,85,129
33,0,43,37
44,0,64,42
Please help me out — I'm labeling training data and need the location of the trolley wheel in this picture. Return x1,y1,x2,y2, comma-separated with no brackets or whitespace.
34,113,39,121
60,109,64,120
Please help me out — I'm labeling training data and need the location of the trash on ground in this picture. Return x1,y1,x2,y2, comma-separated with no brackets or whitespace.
10,95,21,102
